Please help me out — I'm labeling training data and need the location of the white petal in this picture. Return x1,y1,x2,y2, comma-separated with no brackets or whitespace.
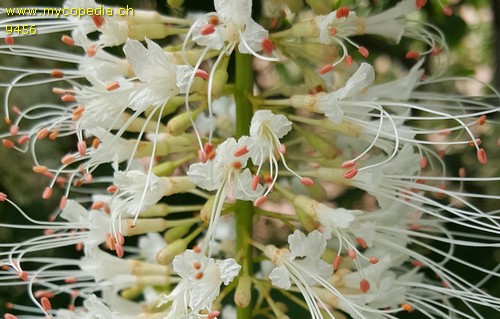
238,18,268,54
214,0,252,26
269,267,292,290
217,258,242,285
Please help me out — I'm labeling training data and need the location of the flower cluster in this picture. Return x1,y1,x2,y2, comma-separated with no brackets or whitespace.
0,0,499,319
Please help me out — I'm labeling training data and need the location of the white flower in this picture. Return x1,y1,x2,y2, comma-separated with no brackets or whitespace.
123,38,180,111
138,233,168,263
190,0,270,57
195,96,237,138
85,128,136,169
159,249,241,318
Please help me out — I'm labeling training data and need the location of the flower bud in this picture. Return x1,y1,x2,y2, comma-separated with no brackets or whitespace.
139,203,169,217
153,161,179,177
234,274,252,307
157,239,187,265
211,57,230,97
129,24,183,42
299,128,338,158
308,179,327,202
124,218,170,236
293,195,320,231
163,223,192,243
120,286,143,300
167,106,206,136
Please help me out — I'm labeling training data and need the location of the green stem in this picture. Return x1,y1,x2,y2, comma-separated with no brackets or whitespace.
235,50,254,319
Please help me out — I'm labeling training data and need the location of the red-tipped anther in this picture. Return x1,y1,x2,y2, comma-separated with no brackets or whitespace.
442,6,453,16
85,173,93,183
107,185,118,193
92,138,101,149
416,0,427,9
232,161,242,169
0,192,7,202
77,141,87,157
61,35,75,46
105,81,120,91
347,248,356,259
195,272,204,280
419,156,427,169
200,24,216,36
333,255,342,270
61,94,76,102
203,143,214,154
477,115,487,126
2,139,15,149
61,154,76,165
64,277,77,284
36,128,49,140
195,69,209,80
117,232,125,246
343,167,358,179
264,173,273,184
34,290,55,299
9,125,18,136
43,171,55,179
468,138,481,147
92,14,105,28
193,261,201,270
208,311,221,319
85,45,97,57
52,88,66,95
345,55,353,66
59,196,67,210
359,279,370,293
340,160,355,169
4,117,12,125
251,175,260,191
431,47,442,56
115,244,124,258
51,70,64,78
17,136,29,145
355,237,368,249
254,196,267,207
319,64,333,75
207,149,216,160
198,149,208,163
49,131,59,140
277,144,286,154
300,177,314,187
76,242,84,251
208,15,219,25
369,256,379,264
436,184,446,199
458,167,466,178
329,28,337,36
358,46,369,58
438,149,446,158
262,38,274,54
477,148,487,165
17,271,28,281
405,51,420,60
401,303,413,312
234,146,249,157
40,297,52,311
42,187,53,200
336,6,350,19
4,313,18,319
33,165,48,174
193,245,202,253
5,36,14,45
91,201,105,210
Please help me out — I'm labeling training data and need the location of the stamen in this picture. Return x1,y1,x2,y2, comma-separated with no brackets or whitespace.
198,149,208,163
107,185,118,193
233,146,249,157
117,232,125,246
36,128,50,140
92,138,100,149
355,237,367,249
333,255,342,270
17,136,29,145
251,175,260,191
42,187,53,200
319,64,333,75
359,279,370,293
405,51,420,60
208,15,219,25
254,196,267,207
61,94,76,102
0,192,7,202
91,201,105,210
329,28,337,36
401,303,413,312
477,115,486,125
61,35,75,46
64,277,77,284
52,88,66,95
458,167,466,178
419,156,427,169
9,125,18,136
5,36,14,45
431,47,442,55
358,46,369,58
416,0,428,9
340,160,356,169
336,7,350,19
85,173,93,183
49,131,59,140
476,148,487,165
232,161,242,169
2,139,14,149
261,38,274,54
369,256,379,264
208,311,221,319
193,246,202,253
300,177,314,187
92,14,105,28
195,69,209,80
61,154,75,165
200,24,216,36
4,313,18,319
85,45,97,57
343,167,358,179
193,261,201,270
195,272,204,279
59,196,67,210
345,55,353,65
105,81,120,91
77,141,87,157
33,166,48,174
347,248,356,259
17,271,28,281
34,290,55,299
51,70,64,78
